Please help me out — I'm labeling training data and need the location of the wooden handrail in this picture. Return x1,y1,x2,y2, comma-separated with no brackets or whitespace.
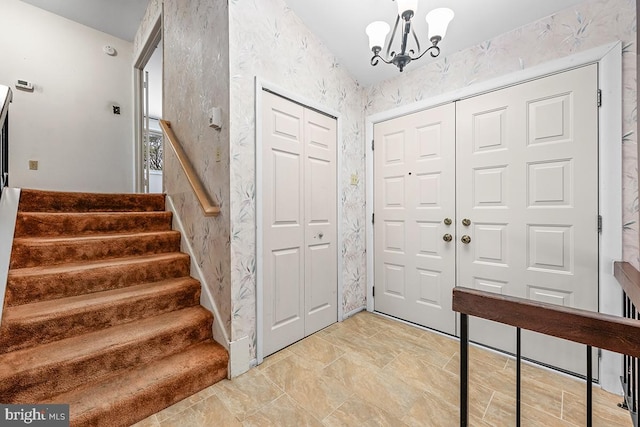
159,120,219,217
452,287,640,358
615,261,640,310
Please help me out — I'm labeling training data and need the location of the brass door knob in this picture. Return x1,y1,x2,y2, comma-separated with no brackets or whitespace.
443,233,453,242
462,218,471,226
461,235,471,244
443,218,452,226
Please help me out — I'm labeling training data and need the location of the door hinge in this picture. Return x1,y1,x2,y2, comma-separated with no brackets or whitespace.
372,286,375,297
371,139,375,151
597,89,602,107
598,348,602,359
598,214,602,233
372,213,375,224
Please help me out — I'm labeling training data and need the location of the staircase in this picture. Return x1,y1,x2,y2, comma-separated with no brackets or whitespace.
0,189,228,426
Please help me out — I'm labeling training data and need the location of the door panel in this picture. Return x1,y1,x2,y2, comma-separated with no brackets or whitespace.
456,64,599,376
262,92,305,356
374,103,456,334
262,91,337,357
304,108,337,335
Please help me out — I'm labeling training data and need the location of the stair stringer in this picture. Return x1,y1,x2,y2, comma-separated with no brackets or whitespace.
0,187,20,328
165,195,230,354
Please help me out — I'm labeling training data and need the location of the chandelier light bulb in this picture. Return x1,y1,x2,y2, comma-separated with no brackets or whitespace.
426,8,455,41
366,21,391,52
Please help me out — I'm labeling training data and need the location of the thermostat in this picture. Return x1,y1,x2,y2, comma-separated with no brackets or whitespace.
16,80,34,91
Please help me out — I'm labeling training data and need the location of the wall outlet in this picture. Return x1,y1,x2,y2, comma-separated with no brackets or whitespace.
215,147,221,162
350,173,359,185
28,160,38,170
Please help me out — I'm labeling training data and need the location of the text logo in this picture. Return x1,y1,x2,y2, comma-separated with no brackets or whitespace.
1,405,69,427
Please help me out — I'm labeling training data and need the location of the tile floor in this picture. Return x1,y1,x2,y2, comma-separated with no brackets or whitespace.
133,311,632,426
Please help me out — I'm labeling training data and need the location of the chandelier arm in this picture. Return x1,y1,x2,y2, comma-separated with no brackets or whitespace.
386,14,400,58
409,44,440,61
411,27,421,54
371,53,393,67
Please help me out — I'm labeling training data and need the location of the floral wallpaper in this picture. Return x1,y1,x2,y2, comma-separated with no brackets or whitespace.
136,0,637,364
228,0,367,357
133,0,161,62
161,0,233,339
365,0,638,269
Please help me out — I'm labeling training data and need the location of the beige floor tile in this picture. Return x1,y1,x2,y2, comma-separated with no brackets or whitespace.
383,351,448,392
154,394,200,422
260,352,321,391
320,328,400,368
483,391,576,427
286,370,353,420
402,389,460,427
242,395,323,427
214,370,283,420
353,367,423,419
401,338,457,369
561,390,632,426
158,396,243,427
322,352,379,392
257,348,293,371
130,414,160,427
341,311,399,337
323,396,407,427
505,359,586,396
420,330,460,355
288,334,345,366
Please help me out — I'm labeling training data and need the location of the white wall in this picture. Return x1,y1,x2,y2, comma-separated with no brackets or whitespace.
0,0,134,192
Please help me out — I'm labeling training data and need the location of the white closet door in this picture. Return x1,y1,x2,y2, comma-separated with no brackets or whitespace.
374,103,456,334
304,108,337,335
262,92,306,356
262,91,337,357
456,64,599,376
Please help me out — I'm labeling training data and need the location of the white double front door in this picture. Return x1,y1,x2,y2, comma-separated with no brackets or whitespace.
261,91,338,357
374,64,599,375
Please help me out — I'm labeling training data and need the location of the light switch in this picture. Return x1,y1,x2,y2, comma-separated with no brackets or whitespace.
29,160,38,170
350,173,359,185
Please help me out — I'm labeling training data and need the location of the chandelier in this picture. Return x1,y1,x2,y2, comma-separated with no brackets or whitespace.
366,0,454,72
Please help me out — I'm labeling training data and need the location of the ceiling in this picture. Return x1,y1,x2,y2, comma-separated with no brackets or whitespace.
20,0,149,42
20,0,587,86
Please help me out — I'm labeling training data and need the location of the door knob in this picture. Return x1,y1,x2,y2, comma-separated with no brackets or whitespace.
443,218,452,226
443,233,452,242
462,218,471,226
461,235,471,244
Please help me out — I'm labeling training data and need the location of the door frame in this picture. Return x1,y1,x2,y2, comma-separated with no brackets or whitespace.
365,41,623,392
255,77,344,364
133,15,162,193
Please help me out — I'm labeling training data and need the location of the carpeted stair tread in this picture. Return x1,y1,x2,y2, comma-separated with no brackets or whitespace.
49,341,228,427
14,211,173,237
0,278,202,353
6,252,191,307
0,307,214,403
18,189,166,213
10,231,181,269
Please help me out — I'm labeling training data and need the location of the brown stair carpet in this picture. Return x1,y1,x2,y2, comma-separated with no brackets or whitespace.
0,188,228,427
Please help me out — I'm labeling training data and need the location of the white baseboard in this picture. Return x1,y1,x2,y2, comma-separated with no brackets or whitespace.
229,336,251,378
165,195,230,351
343,306,366,319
